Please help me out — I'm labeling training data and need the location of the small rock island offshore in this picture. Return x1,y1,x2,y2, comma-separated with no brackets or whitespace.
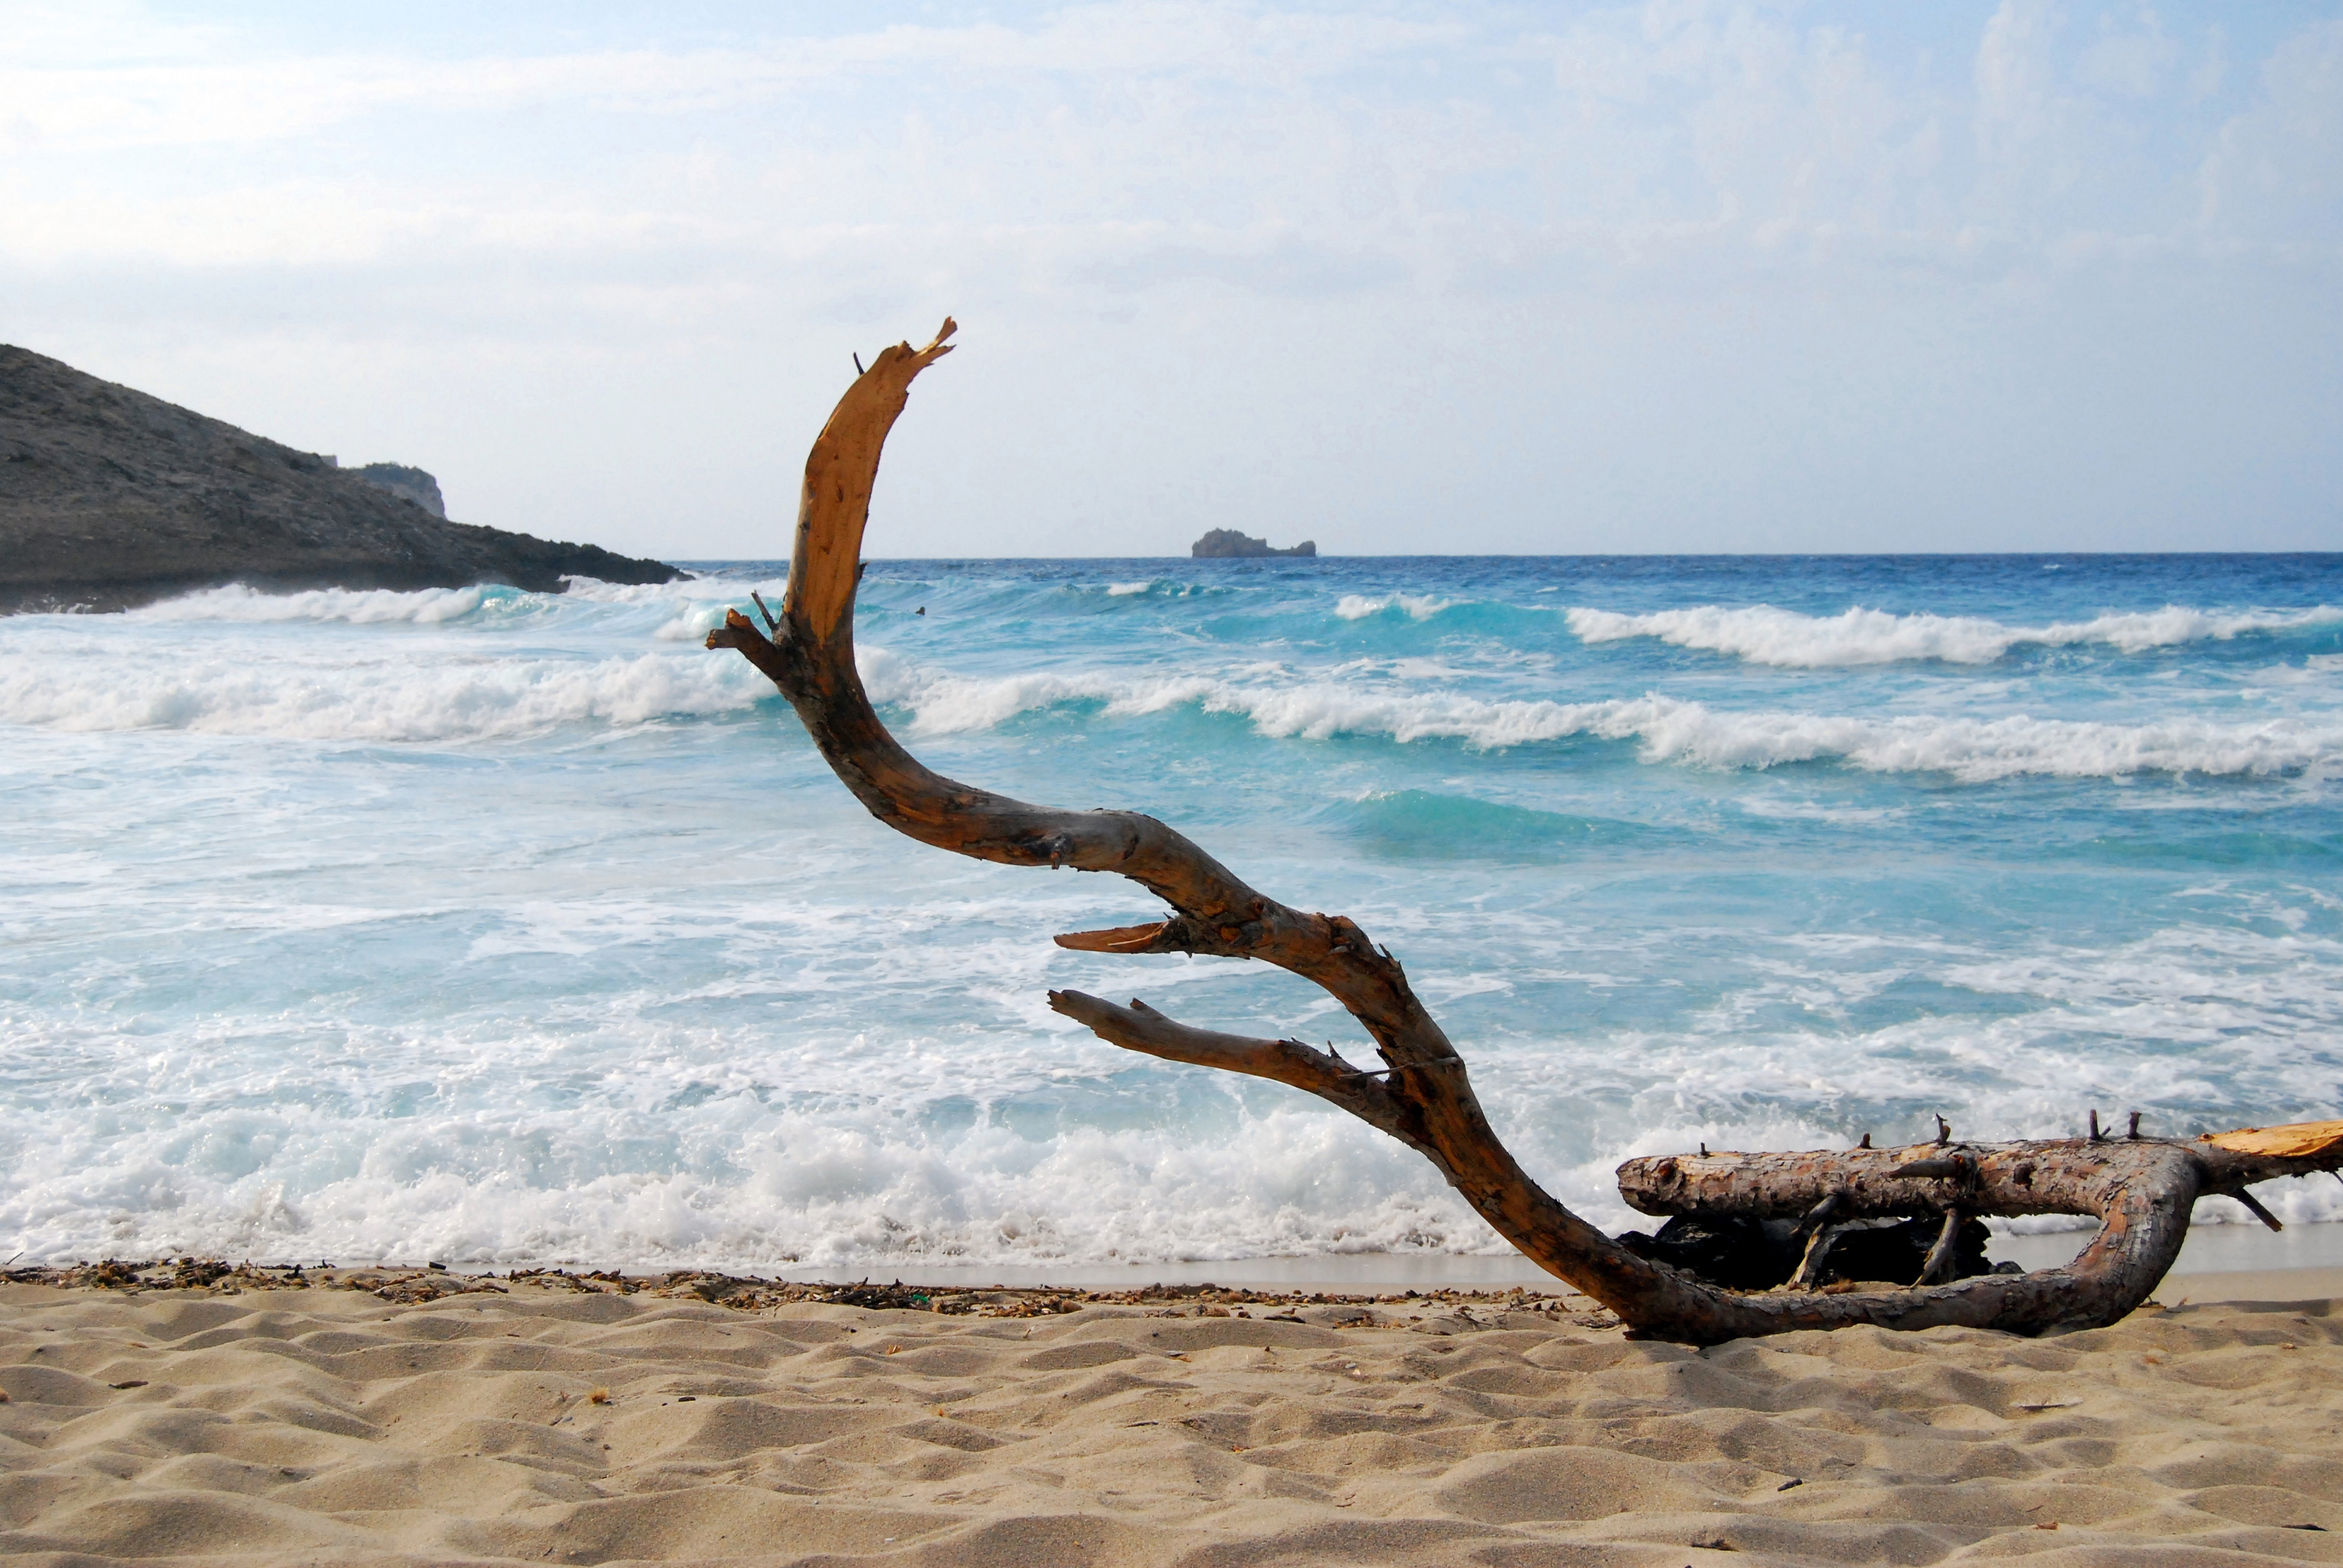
1191,528,1316,558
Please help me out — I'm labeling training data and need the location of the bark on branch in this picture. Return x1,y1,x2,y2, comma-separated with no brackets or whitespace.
709,321,2343,1342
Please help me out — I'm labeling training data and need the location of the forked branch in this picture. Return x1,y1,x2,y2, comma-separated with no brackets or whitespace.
710,321,2342,1342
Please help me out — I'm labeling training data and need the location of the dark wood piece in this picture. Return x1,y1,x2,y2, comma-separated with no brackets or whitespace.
1916,1209,1964,1286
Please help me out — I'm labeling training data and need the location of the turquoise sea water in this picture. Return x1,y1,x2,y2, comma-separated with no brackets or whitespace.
1,554,2339,1270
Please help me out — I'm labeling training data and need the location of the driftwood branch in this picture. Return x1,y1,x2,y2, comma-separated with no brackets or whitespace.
709,321,2343,1343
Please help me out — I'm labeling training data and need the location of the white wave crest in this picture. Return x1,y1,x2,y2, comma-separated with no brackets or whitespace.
0,1094,1503,1272
857,645,1194,736
1106,581,1153,596
856,652,2343,780
0,648,770,740
1335,593,1450,621
1217,688,2343,779
123,578,769,642
129,583,511,625
1613,701,2343,781
1566,603,2343,667
21,610,2339,773
13,967,2339,1270
562,572,766,604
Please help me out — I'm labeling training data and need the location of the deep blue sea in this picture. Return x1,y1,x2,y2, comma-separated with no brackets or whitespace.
2,554,2339,1271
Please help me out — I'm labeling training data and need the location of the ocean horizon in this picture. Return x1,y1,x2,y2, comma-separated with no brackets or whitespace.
4,552,2339,1273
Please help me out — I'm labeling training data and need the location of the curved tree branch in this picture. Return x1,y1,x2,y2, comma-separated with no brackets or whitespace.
709,322,2339,1343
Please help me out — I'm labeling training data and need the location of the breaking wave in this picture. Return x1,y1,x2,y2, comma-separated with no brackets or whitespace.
127,582,517,626
1567,603,2343,667
119,577,764,632
0,647,770,740
1335,593,1451,621
10,609,2339,779
859,653,2342,780
7,554,2343,1273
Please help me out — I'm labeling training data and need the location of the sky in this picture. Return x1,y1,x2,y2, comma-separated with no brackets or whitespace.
2,1,2338,559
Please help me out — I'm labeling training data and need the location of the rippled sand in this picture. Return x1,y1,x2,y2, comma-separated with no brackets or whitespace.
1,1275,2338,1566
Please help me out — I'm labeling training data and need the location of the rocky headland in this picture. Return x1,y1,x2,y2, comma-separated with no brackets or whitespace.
0,345,678,613
348,462,447,517
1191,528,1316,558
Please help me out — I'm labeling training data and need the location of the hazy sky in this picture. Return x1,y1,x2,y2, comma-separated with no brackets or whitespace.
4,2,2338,558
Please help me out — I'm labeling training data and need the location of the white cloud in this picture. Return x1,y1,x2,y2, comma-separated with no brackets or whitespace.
2197,18,2343,244
0,5,1469,153
2079,4,2181,99
5,2,2332,268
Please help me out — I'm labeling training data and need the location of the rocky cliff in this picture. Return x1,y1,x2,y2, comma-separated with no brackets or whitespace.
0,345,678,613
1191,528,1316,558
350,462,447,518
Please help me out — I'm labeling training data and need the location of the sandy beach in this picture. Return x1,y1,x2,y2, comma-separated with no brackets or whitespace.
1,1266,2338,1567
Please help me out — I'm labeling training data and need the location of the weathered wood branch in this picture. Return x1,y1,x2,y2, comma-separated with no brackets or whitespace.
709,321,2343,1343
1617,1131,2343,1232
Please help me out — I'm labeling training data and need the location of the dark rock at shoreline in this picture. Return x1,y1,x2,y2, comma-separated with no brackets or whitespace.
1192,528,1316,558
0,344,679,613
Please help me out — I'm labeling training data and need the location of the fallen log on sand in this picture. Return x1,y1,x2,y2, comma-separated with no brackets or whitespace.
707,319,2343,1342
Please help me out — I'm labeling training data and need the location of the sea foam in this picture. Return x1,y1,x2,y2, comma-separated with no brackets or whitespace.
0,646,768,740
1336,593,1451,621
128,582,509,625
8,612,2338,777
1567,603,2343,667
5,555,2341,1272
854,653,2342,780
